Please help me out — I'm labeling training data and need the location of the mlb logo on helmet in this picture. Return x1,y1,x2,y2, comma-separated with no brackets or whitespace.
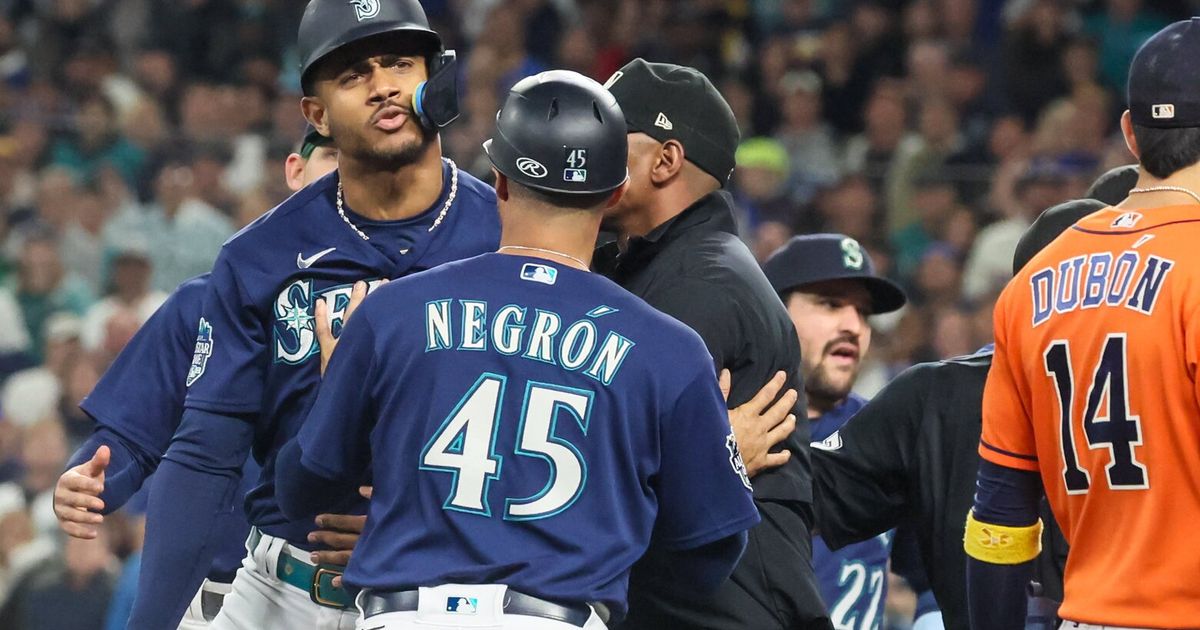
1152,103,1175,120
521,263,558,285
446,597,478,614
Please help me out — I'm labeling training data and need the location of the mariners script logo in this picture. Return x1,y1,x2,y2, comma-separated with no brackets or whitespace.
349,0,380,21
187,318,214,387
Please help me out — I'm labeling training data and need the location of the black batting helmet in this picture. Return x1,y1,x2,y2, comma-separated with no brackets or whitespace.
484,70,628,196
298,0,441,93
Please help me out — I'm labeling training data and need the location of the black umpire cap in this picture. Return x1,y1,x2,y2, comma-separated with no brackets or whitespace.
1128,18,1200,128
604,58,740,186
763,234,907,314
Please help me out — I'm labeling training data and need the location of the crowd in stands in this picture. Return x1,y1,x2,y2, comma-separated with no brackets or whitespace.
0,0,1187,627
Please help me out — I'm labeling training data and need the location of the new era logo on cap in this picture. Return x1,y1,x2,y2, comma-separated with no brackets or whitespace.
654,112,673,130
1153,103,1176,119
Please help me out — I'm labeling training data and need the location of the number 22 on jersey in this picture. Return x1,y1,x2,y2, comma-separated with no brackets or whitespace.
420,373,593,520
1044,333,1148,493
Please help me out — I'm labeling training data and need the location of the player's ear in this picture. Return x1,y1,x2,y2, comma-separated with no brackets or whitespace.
650,139,685,185
301,97,331,139
1120,110,1140,161
492,168,510,202
604,180,628,209
284,153,306,192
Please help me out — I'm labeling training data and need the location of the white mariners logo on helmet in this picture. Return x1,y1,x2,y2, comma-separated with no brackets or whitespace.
348,0,380,21
516,157,549,179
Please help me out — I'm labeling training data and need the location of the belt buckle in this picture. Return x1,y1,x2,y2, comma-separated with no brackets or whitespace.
310,566,347,609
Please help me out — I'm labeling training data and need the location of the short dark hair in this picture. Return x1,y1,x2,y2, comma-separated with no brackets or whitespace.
1132,123,1200,179
509,179,613,211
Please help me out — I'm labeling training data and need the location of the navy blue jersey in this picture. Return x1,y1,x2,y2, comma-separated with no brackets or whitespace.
183,161,499,547
78,274,258,582
289,253,759,617
811,394,892,629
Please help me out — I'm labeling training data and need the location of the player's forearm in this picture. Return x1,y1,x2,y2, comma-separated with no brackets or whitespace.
964,461,1043,630
127,409,254,629
129,456,242,630
67,429,155,514
275,439,358,520
966,558,1033,630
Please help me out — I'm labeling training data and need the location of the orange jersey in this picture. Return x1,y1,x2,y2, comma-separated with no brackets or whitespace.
982,204,1200,627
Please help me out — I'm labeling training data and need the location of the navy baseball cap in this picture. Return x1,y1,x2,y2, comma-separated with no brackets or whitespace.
1128,18,1200,128
763,234,907,314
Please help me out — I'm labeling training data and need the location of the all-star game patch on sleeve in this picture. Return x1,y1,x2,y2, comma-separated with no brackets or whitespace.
183,252,267,415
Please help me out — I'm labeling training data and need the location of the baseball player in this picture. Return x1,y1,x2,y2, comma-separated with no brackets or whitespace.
51,126,338,624
274,70,759,630
970,19,1200,628
129,1,500,628
51,129,339,628
761,234,916,629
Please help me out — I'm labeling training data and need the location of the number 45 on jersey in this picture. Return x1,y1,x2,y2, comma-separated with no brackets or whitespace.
421,373,593,520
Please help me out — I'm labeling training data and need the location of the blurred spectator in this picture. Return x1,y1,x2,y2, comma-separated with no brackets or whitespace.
776,71,840,203
892,174,962,281
13,235,93,359
0,525,117,630
49,93,145,188
1083,0,1169,90
106,152,233,293
1002,0,1071,125
0,314,81,429
912,242,964,307
733,137,795,228
843,80,921,197
929,306,975,359
816,175,879,244
80,247,166,354
964,161,1070,302
0,485,55,608
102,490,147,630
886,96,966,235
58,179,114,295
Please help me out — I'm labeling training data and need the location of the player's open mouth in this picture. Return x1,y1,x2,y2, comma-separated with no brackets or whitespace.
371,105,408,131
828,343,859,363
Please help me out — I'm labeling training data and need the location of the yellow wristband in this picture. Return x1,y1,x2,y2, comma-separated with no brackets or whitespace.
963,511,1043,565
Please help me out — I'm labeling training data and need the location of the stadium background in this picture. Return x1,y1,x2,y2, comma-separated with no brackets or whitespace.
0,0,1188,627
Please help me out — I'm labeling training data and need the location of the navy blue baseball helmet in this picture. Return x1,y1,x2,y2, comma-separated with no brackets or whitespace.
484,70,628,196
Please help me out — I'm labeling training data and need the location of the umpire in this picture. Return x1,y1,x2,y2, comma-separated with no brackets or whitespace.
597,59,827,630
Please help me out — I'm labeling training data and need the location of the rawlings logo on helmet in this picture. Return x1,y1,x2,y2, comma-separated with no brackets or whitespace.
516,157,549,179
348,0,380,21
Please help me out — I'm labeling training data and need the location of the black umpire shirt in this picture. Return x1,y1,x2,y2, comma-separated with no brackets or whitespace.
812,348,1067,630
596,191,827,630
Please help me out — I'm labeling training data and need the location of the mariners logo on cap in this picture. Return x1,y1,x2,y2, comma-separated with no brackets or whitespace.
840,237,864,270
348,0,380,21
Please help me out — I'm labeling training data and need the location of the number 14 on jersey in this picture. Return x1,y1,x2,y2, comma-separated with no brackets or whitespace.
421,373,593,520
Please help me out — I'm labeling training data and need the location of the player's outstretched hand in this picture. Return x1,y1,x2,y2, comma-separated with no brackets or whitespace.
52,445,110,539
722,370,797,478
317,280,384,376
310,486,372,587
